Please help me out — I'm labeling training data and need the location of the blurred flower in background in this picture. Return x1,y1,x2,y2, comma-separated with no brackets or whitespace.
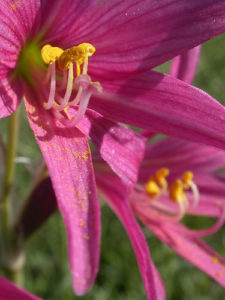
96,136,225,299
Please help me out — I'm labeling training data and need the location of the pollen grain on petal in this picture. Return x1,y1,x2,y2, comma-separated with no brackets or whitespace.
211,256,220,264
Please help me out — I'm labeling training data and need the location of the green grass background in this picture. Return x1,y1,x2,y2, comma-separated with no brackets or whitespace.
0,34,225,299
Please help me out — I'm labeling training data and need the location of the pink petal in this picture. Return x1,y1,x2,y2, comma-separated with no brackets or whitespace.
77,109,145,189
96,174,164,300
138,137,225,182
0,275,42,300
0,0,40,70
170,46,201,84
24,98,100,295
150,223,225,287
0,0,40,117
90,71,225,151
188,174,225,217
151,263,166,300
40,0,98,46
0,77,23,118
69,0,225,79
130,189,180,224
130,173,225,227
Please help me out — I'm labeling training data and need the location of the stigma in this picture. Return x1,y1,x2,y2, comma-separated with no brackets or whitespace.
145,168,199,220
41,43,101,125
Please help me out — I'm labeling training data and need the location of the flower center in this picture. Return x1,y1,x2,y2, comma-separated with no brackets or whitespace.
16,41,44,87
145,168,199,220
41,43,102,125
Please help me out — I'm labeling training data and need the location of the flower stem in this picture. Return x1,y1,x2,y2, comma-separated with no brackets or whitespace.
1,108,20,228
0,108,23,285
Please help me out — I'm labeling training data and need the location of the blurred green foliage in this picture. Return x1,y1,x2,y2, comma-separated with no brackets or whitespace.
0,34,225,300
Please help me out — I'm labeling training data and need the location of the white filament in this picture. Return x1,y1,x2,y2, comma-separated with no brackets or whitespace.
54,63,74,111
189,182,200,209
44,62,56,110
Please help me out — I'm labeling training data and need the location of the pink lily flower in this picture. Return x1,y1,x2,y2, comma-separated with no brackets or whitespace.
95,137,225,299
0,275,42,300
2,0,225,295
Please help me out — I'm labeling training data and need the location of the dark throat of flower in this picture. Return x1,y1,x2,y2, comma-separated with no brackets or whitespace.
16,40,45,88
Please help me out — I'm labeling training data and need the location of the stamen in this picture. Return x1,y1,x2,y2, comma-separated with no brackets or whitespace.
67,75,102,126
69,75,91,106
70,85,83,106
41,45,64,110
144,168,200,221
182,171,193,187
43,63,53,84
58,43,96,71
44,62,56,110
41,44,64,64
41,42,100,124
182,171,199,209
145,176,161,198
188,181,199,209
145,168,169,199
54,63,74,111
169,179,188,220
82,55,88,75
155,168,169,190
76,63,81,77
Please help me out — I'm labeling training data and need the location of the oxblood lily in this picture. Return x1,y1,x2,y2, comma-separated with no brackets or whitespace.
95,137,225,299
2,0,225,296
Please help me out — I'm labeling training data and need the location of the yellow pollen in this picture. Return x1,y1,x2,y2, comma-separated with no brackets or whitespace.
182,171,194,188
145,168,199,220
169,179,187,203
216,271,223,277
145,168,169,199
145,177,161,198
41,44,64,64
58,43,96,71
155,168,169,190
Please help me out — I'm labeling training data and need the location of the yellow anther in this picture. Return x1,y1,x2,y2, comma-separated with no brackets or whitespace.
41,44,64,64
169,179,187,203
145,177,161,198
58,43,96,71
182,171,194,188
155,168,169,190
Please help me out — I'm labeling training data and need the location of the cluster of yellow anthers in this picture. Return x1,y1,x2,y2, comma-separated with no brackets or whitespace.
41,43,101,124
145,168,199,218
